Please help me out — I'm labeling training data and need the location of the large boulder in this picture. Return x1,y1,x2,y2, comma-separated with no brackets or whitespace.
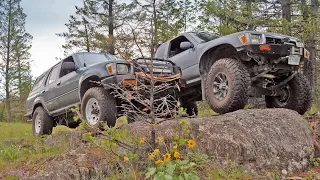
125,108,314,175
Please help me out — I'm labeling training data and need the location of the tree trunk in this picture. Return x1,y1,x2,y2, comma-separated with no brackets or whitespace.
301,0,318,94
84,22,91,52
5,0,13,122
108,0,115,55
281,0,291,35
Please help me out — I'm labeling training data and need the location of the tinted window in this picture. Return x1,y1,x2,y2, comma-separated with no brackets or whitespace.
47,64,60,85
32,75,45,90
189,32,220,43
78,53,123,67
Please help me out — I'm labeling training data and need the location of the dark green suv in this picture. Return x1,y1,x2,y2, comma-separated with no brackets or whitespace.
26,52,132,135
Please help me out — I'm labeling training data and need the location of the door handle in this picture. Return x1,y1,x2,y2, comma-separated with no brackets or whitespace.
56,81,61,86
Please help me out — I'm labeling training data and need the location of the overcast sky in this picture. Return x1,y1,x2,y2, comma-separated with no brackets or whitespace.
21,0,83,77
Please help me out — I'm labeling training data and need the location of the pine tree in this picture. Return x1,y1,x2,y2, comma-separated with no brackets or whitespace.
57,0,97,55
0,0,32,122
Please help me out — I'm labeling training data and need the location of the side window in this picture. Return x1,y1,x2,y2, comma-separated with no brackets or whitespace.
46,64,60,85
32,75,45,90
169,36,192,57
60,56,76,78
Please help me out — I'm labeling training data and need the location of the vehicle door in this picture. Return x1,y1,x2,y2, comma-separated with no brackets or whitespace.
42,62,62,112
168,35,199,83
55,56,82,110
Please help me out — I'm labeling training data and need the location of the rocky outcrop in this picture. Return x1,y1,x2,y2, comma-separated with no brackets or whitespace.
22,108,314,179
125,108,314,175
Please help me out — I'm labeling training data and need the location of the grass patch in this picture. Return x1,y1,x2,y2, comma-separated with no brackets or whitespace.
197,101,216,116
0,122,69,174
0,122,33,143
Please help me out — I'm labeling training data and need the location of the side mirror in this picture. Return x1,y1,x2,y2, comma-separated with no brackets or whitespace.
180,41,193,50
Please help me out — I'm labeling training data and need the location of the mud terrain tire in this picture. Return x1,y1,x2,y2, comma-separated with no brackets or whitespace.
205,58,250,114
81,87,117,129
32,106,53,136
265,73,312,115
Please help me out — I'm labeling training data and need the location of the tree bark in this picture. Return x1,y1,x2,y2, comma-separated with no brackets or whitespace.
5,0,13,122
108,0,115,55
281,0,291,35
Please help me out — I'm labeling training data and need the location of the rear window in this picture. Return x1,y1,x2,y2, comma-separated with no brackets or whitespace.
46,64,60,85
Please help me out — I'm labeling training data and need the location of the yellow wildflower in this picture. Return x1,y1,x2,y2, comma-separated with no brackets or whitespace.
180,119,188,125
173,151,181,159
153,149,160,155
187,139,196,149
163,153,171,162
139,137,145,143
123,156,129,163
155,159,164,165
157,137,164,144
148,152,155,160
173,144,178,149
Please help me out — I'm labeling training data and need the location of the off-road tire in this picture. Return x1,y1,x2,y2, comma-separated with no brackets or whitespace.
205,58,250,114
300,74,312,114
81,87,117,129
32,106,53,136
183,101,198,116
265,73,312,115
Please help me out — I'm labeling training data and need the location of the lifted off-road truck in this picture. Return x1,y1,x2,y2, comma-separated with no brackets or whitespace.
155,31,312,115
26,52,181,135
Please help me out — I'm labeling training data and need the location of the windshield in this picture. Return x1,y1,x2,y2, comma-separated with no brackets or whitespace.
79,53,124,67
189,32,220,43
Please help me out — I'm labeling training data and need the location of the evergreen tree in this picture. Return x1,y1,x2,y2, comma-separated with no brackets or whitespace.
57,0,97,55
0,0,32,122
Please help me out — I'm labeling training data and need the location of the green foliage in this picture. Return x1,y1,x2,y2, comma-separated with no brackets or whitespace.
146,160,200,180
303,170,316,180
311,157,320,167
197,101,216,116
208,162,249,180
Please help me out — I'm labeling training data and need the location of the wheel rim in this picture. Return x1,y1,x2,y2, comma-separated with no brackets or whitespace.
34,115,41,134
275,85,291,105
213,72,229,100
85,98,100,126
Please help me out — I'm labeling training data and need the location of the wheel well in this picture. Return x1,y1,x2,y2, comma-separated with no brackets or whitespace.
32,103,43,116
80,76,102,100
199,44,238,75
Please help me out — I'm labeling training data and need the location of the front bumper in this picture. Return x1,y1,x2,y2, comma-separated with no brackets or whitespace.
241,44,308,59
101,74,134,87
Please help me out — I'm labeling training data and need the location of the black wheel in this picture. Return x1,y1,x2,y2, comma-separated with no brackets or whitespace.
182,101,198,116
81,87,117,129
205,58,250,114
32,106,53,136
265,73,312,115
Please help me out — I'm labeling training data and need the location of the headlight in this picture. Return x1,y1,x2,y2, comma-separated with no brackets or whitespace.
106,63,129,75
117,64,129,74
250,34,264,44
239,33,265,45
